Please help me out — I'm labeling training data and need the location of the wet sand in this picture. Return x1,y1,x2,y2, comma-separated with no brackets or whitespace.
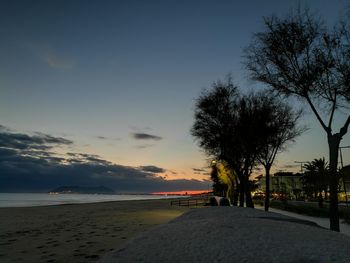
0,199,190,263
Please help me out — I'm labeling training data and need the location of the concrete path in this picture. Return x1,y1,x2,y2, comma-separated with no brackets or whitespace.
256,206,350,237
99,207,350,262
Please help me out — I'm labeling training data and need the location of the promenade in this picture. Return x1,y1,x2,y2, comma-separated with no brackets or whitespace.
100,207,350,262
256,206,350,237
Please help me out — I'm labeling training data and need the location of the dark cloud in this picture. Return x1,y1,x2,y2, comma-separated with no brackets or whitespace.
96,136,106,140
279,164,299,169
139,165,165,173
0,130,72,150
0,125,10,131
0,126,208,193
131,133,162,141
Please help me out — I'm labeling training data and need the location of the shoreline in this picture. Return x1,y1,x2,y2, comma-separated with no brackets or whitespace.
0,198,191,262
0,193,189,208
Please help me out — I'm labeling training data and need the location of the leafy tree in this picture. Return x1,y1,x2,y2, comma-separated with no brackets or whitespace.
191,78,243,204
210,163,227,197
210,161,238,203
302,158,329,208
191,78,302,208
245,8,350,231
254,94,304,211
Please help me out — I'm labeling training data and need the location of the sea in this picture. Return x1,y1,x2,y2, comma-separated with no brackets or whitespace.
0,193,183,208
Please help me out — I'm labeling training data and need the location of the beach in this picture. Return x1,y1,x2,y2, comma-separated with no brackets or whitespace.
0,199,190,263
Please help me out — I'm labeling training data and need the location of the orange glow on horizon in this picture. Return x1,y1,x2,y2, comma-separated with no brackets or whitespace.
152,190,211,195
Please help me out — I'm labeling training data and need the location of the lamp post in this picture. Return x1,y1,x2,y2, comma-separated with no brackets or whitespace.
339,146,350,205
294,161,307,173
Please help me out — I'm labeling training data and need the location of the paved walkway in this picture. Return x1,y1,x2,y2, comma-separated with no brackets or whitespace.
100,207,350,262
256,206,350,237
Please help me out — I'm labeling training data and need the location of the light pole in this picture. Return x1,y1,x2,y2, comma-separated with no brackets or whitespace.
294,161,307,173
339,146,350,205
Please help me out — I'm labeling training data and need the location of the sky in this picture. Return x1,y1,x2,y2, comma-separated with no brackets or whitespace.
1,0,350,192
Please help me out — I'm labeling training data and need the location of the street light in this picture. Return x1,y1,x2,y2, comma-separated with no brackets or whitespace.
339,146,350,205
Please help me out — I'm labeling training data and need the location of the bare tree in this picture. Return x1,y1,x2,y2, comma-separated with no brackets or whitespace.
245,9,350,231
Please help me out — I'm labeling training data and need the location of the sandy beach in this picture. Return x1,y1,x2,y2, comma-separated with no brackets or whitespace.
0,199,190,263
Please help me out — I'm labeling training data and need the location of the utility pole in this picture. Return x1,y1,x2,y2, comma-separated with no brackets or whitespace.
294,161,307,173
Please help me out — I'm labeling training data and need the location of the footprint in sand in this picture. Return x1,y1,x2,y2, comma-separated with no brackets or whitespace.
0,242,11,246
84,254,99,259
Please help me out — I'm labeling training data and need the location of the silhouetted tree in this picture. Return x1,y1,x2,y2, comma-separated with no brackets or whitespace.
254,94,305,211
245,8,350,231
191,78,243,204
192,78,301,208
302,158,329,208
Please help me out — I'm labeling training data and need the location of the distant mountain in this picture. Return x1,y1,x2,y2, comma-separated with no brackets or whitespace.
50,186,115,194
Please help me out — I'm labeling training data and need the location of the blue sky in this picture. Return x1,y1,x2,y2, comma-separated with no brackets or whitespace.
1,0,350,192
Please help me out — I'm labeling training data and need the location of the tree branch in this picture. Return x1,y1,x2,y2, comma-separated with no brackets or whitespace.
340,115,350,137
305,94,330,133
328,91,337,130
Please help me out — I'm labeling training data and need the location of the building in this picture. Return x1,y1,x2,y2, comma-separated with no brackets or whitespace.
256,172,303,200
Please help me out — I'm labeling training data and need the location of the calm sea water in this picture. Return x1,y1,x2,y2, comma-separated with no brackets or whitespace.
0,193,182,208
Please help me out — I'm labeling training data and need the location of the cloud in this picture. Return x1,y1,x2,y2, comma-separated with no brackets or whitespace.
131,133,162,141
29,44,75,70
96,136,121,141
139,165,166,173
45,52,74,70
0,130,72,150
0,125,10,132
0,126,208,193
135,144,154,149
279,164,299,169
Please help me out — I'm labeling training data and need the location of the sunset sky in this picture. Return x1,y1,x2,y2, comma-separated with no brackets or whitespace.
1,0,350,192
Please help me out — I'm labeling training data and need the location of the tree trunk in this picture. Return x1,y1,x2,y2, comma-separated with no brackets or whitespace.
245,186,254,208
318,191,323,208
328,133,341,232
239,176,245,207
264,164,271,211
233,186,239,206
245,176,254,208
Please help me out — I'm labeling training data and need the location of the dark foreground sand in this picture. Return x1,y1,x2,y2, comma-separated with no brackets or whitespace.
0,199,190,263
